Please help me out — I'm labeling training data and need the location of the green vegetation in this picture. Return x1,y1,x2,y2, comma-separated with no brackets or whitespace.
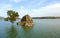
4,10,19,23
5,25,19,38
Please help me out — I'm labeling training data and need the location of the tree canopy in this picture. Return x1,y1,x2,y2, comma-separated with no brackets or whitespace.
4,10,19,23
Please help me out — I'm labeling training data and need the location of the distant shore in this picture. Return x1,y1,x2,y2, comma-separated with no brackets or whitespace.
15,17,60,19
32,17,60,19
0,16,60,19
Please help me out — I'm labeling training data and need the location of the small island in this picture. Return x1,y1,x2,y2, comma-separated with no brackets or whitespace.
17,15,34,26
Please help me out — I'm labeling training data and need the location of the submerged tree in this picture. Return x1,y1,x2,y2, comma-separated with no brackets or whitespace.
4,10,19,23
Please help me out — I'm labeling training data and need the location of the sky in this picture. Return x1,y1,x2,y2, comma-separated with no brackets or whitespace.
0,0,60,18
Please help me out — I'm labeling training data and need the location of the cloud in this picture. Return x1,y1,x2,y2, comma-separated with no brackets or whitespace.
16,3,60,17
1,3,60,17
0,4,12,17
16,6,29,18
9,0,26,3
28,0,48,8
36,0,48,5
29,3,60,17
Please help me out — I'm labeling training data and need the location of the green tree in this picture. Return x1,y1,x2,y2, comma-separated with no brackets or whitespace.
4,10,19,23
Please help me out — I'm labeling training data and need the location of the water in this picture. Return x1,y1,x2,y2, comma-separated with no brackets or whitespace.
0,19,60,38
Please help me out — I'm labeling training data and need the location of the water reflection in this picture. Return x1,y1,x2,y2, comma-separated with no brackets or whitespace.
5,25,19,38
18,25,34,38
21,25,34,32
3,24,34,38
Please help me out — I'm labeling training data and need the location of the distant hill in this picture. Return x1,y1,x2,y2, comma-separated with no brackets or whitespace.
32,17,60,19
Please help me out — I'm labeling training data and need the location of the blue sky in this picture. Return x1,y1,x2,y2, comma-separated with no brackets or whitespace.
0,0,60,17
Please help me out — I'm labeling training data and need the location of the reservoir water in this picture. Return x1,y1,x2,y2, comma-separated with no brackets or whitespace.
0,19,60,38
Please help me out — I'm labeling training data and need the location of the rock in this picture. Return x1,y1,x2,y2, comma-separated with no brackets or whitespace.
17,15,34,26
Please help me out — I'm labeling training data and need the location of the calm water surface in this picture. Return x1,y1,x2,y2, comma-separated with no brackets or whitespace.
0,19,60,38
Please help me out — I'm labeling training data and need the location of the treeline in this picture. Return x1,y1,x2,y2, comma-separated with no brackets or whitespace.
32,17,60,19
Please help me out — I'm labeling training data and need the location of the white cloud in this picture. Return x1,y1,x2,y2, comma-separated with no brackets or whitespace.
37,0,48,6
29,3,60,17
1,3,60,17
0,4,12,17
28,0,48,7
9,0,27,3
17,6,29,18
15,3,60,17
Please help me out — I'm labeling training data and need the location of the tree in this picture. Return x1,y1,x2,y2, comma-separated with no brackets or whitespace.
4,10,19,23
